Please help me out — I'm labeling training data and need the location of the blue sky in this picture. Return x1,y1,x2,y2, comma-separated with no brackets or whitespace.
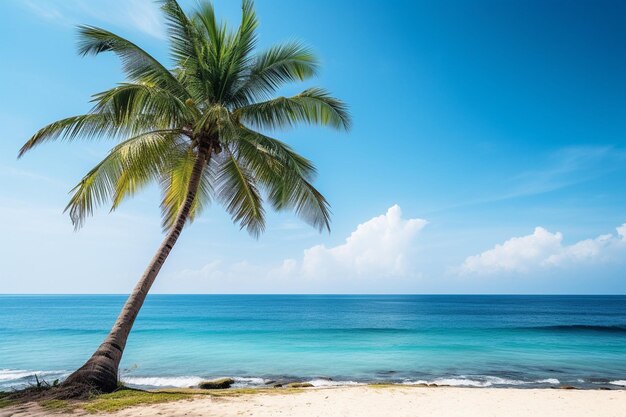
0,0,625,294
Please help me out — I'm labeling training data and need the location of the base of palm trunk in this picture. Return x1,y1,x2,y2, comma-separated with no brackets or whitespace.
61,345,121,396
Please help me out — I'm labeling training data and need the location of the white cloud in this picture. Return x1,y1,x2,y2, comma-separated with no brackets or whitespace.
162,205,427,293
460,224,626,275
300,205,427,278
23,0,165,39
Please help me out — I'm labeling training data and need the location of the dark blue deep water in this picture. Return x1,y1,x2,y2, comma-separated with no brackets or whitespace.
1,295,625,390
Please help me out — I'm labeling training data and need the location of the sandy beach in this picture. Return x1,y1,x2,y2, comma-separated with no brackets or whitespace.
4,386,626,417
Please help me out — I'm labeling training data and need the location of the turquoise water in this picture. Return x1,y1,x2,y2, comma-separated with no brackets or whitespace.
1,295,625,390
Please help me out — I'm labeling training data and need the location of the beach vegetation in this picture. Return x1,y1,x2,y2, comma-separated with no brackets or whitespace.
80,387,304,413
0,392,14,409
40,399,72,412
81,389,192,413
0,386,313,413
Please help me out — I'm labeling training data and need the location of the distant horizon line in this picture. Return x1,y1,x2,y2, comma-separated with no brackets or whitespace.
1,293,624,296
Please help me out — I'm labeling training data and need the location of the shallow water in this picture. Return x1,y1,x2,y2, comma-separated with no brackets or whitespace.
1,295,625,390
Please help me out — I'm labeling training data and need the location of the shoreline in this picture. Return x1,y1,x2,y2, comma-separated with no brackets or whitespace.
4,370,626,392
3,385,626,416
5,373,626,392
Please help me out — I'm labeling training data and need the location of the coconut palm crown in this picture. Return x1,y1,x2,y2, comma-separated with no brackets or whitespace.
19,0,349,395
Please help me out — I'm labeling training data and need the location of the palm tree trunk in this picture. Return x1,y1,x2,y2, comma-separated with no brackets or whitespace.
62,146,210,395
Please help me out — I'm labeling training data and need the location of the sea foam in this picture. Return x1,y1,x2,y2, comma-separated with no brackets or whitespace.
401,376,560,387
122,376,204,388
0,369,65,382
122,375,276,388
306,379,363,387
536,378,560,385
232,377,269,387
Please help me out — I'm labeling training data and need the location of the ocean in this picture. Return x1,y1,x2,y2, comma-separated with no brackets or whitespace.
1,295,625,390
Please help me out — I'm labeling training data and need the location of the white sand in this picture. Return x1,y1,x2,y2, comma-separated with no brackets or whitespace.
4,386,626,417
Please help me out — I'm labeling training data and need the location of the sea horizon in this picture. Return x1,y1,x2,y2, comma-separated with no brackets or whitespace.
2,294,625,391
3,293,625,296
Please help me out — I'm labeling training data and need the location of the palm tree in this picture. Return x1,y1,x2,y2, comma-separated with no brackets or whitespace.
19,0,349,395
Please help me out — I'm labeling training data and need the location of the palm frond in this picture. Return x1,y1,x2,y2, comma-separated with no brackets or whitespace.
215,151,265,237
194,1,226,55
233,0,258,63
19,114,130,157
216,0,258,102
235,127,317,179
160,0,207,97
66,130,184,228
91,83,196,127
78,25,189,99
234,129,330,232
160,149,212,230
194,1,240,103
235,87,351,130
231,42,318,105
161,0,227,105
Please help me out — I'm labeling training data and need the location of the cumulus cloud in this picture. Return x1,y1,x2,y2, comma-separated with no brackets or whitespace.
163,205,427,293
460,224,626,275
300,205,427,278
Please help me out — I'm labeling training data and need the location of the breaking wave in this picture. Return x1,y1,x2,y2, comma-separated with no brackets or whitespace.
402,376,560,387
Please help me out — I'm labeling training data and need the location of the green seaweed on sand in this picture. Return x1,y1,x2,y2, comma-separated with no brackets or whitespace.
81,390,192,413
81,387,306,413
0,392,14,409
40,399,72,412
